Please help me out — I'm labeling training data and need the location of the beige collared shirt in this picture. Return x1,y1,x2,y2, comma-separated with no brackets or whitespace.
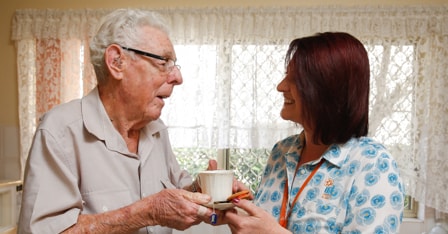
18,87,192,234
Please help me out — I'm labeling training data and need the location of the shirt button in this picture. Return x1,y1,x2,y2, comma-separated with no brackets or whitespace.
102,205,108,212
300,169,306,175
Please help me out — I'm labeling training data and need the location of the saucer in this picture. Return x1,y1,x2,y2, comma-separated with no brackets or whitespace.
202,202,235,210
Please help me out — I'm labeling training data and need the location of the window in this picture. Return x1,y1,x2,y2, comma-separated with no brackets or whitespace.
366,44,414,150
169,43,417,211
404,195,419,218
166,44,291,194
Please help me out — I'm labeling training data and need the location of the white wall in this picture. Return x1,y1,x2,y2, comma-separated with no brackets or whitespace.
0,125,20,234
0,125,20,181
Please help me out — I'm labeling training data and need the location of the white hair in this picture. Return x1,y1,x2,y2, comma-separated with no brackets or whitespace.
90,9,170,84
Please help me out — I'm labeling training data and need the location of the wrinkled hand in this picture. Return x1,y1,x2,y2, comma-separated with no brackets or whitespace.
142,189,213,230
223,199,291,234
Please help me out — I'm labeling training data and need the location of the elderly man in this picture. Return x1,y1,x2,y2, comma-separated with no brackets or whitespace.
18,9,232,234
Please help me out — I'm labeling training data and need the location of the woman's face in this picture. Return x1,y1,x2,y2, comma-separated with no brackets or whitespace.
276,68,303,125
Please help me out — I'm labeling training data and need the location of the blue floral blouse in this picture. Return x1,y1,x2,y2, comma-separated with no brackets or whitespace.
253,132,405,234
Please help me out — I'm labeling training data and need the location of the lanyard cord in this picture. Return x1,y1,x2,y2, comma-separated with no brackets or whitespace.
279,160,324,228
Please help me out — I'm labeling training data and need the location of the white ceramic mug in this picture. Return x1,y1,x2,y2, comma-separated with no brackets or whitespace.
197,170,234,202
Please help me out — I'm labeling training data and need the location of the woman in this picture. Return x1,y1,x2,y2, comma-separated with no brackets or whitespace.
223,32,404,234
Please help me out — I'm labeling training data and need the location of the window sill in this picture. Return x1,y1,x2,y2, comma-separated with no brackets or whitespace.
403,217,424,223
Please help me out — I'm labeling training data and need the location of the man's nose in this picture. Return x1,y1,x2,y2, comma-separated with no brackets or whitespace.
168,66,183,85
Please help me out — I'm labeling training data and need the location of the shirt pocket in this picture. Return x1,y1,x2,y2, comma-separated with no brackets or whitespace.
82,188,133,214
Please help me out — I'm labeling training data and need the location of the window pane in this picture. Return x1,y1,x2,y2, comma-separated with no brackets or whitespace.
228,148,270,193
174,148,218,177
367,44,414,150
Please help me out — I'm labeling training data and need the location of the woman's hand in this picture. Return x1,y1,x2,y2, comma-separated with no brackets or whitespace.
231,180,254,200
223,199,292,234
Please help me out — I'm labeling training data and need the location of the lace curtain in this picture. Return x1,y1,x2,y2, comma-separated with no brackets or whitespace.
12,6,448,213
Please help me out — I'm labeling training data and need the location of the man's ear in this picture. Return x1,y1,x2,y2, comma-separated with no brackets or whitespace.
105,44,126,80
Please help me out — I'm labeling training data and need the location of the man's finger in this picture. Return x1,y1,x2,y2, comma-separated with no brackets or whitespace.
197,205,208,216
182,191,211,204
207,159,218,170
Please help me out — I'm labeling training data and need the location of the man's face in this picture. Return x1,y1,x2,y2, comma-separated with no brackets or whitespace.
121,26,183,124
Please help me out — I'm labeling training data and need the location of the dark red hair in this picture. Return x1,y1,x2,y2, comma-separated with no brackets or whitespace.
285,32,370,144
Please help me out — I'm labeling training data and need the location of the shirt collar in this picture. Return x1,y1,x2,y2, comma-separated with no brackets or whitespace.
294,131,352,168
81,87,167,155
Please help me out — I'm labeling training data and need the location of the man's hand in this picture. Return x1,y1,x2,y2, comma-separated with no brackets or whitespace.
63,189,213,233
144,189,212,230
207,159,218,170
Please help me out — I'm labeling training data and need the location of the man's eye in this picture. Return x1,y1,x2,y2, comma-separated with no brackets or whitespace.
156,61,167,67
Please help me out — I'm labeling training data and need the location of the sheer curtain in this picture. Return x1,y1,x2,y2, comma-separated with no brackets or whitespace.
12,6,448,214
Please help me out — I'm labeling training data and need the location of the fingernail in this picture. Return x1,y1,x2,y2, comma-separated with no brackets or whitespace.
211,213,218,225
232,198,240,203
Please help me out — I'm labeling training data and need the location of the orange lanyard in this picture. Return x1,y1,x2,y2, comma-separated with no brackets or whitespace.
279,160,324,228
